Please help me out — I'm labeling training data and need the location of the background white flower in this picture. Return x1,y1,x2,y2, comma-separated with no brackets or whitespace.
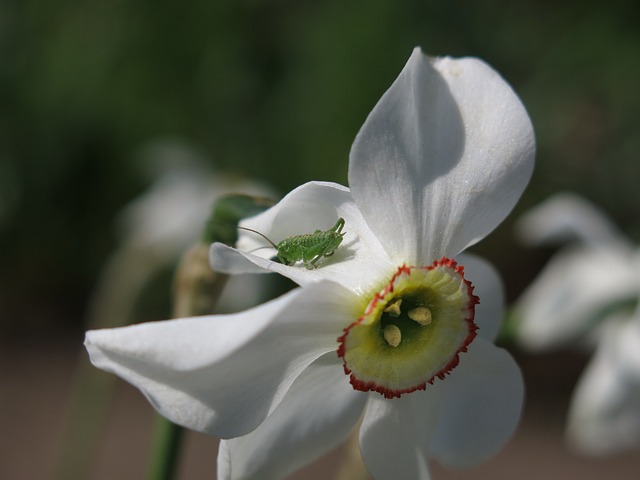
514,192,640,455
91,139,275,319
87,48,535,479
567,309,640,455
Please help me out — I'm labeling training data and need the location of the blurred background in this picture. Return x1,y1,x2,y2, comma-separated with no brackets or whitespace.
2,0,640,478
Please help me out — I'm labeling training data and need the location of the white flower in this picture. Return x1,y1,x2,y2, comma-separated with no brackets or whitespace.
86,48,535,479
112,139,274,314
514,193,640,454
567,310,640,455
514,193,639,350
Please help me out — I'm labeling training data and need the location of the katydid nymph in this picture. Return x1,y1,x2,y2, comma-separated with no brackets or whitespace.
238,218,346,269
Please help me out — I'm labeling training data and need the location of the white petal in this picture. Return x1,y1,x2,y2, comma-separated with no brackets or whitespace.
566,317,640,455
457,253,504,342
515,192,631,249
429,338,524,468
515,245,639,351
360,339,523,476
349,47,535,264
209,243,274,274
210,181,395,295
85,281,356,438
218,353,367,480
359,390,445,480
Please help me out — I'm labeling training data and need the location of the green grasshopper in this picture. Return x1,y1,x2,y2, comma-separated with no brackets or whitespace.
238,217,346,269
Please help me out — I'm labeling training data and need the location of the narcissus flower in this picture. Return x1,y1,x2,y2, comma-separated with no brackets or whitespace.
86,48,535,479
515,193,640,455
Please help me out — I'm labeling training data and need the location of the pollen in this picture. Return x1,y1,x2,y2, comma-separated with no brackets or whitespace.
337,258,479,399
383,298,403,317
408,307,432,325
383,324,402,347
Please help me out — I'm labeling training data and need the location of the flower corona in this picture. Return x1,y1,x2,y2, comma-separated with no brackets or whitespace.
338,258,479,398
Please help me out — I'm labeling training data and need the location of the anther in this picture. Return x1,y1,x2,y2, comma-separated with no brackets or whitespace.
408,307,432,326
383,298,403,317
383,324,402,347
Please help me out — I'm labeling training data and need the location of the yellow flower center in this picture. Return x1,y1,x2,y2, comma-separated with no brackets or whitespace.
337,258,478,399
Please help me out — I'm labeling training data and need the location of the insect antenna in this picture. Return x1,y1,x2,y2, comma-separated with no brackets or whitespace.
236,225,279,249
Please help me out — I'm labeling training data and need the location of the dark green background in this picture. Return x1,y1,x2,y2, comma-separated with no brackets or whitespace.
2,0,639,339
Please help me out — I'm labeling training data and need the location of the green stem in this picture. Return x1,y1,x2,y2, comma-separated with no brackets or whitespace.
147,417,185,480
146,243,229,480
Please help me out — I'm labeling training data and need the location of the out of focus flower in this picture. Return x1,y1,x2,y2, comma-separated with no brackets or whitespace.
86,49,535,479
514,193,640,454
567,308,640,455
90,139,274,321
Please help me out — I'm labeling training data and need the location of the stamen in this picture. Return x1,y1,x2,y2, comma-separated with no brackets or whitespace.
383,298,403,317
383,324,402,347
408,307,432,325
